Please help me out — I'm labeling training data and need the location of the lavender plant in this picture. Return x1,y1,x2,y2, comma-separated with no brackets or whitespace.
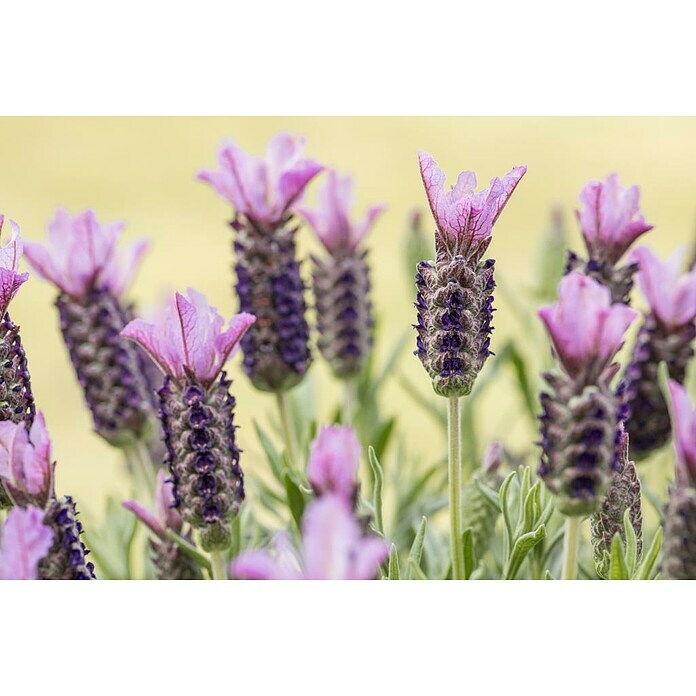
622,246,696,458
566,174,653,304
23,210,157,457
3,137,696,583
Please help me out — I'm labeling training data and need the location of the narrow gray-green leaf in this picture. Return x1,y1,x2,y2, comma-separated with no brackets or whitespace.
368,446,384,535
635,527,663,580
505,524,546,580
388,544,400,580
462,528,475,580
623,508,638,575
609,534,630,580
407,517,427,579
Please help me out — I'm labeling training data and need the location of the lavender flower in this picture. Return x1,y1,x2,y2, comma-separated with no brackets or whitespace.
414,152,526,397
566,174,653,303
23,209,156,447
0,413,95,579
0,505,53,580
121,289,255,551
298,170,385,378
622,246,696,458
0,412,54,508
538,272,638,516
0,216,33,508
123,471,203,579
231,494,388,580
590,428,643,578
198,134,323,392
306,425,361,503
663,381,696,579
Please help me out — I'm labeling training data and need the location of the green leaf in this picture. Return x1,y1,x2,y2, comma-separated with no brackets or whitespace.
545,569,556,580
372,417,397,463
609,534,630,580
408,561,428,580
499,471,517,558
635,527,663,580
254,421,284,481
406,517,427,580
505,524,546,580
462,528,475,580
474,478,502,513
165,529,212,574
85,498,138,580
507,342,540,425
623,508,639,575
388,544,400,580
368,446,384,535
284,474,306,531
541,524,565,568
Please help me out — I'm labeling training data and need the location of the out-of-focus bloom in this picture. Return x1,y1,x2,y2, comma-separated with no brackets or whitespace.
306,425,361,502
590,428,643,578
0,412,54,508
538,273,637,516
298,170,385,254
0,505,53,580
23,209,156,447
663,381,696,578
300,170,384,377
123,290,254,551
418,151,526,259
414,153,526,398
123,471,203,580
39,495,95,579
0,215,29,318
538,272,638,380
199,134,320,393
122,288,255,387
622,247,696,459
667,381,696,487
198,133,323,228
630,246,696,330
576,174,653,265
231,494,388,580
23,208,147,300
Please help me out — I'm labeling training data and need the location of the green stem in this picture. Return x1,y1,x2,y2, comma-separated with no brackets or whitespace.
276,390,299,468
210,551,228,580
342,377,357,425
561,517,581,580
126,440,156,500
448,396,465,580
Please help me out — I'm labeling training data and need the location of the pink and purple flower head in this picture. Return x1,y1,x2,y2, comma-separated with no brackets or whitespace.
0,215,29,317
576,174,653,265
306,425,361,502
629,246,696,330
538,271,638,379
667,381,696,488
121,288,256,387
231,494,388,580
0,505,53,580
23,208,148,300
0,412,54,509
123,470,183,540
418,151,526,259
198,133,324,227
297,169,385,254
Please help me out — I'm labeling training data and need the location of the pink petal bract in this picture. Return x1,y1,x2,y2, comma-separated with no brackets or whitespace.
0,506,53,580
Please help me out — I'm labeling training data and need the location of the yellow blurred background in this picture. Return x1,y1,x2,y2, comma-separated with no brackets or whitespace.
1,117,693,526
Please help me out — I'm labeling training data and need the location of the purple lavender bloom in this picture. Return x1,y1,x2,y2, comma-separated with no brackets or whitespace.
663,381,696,578
231,494,388,580
0,505,53,580
23,209,156,447
299,170,385,378
123,471,203,579
537,273,638,516
567,174,653,304
414,152,526,397
198,134,323,392
0,412,54,508
122,289,255,551
622,247,696,458
306,425,361,503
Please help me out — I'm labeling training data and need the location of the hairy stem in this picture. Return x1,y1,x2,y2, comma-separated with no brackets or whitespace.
210,551,228,580
448,396,465,580
562,516,581,580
